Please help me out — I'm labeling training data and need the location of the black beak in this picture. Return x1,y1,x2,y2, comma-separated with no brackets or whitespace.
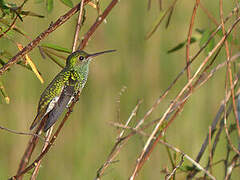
87,49,116,59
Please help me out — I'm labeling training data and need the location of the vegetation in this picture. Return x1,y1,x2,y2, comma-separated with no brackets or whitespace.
0,0,239,179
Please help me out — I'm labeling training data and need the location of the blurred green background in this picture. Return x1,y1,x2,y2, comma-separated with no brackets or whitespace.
0,0,239,179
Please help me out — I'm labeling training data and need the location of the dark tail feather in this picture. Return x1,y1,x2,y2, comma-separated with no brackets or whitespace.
43,104,66,132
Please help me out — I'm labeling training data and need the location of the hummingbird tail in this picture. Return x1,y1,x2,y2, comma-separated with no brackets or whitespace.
30,113,41,130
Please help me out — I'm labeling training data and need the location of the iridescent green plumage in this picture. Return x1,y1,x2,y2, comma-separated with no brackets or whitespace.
30,49,115,132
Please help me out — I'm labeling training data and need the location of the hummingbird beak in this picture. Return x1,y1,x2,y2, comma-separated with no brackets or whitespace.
87,49,116,60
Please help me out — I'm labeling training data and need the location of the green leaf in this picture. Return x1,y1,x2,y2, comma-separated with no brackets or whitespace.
0,58,5,67
199,30,210,47
35,0,44,3
179,165,200,172
216,29,235,44
199,30,215,54
167,37,197,54
167,42,185,54
42,50,65,68
46,0,53,12
59,0,73,8
20,10,44,18
41,43,71,53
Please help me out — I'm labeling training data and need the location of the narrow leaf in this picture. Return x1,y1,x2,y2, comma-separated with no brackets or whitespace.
59,0,73,8
88,2,97,9
43,49,65,68
17,43,44,84
167,37,197,54
146,0,178,39
217,29,234,44
35,0,44,3
199,30,215,54
20,10,44,18
145,11,165,39
167,42,185,54
165,6,174,28
46,0,53,12
41,43,71,53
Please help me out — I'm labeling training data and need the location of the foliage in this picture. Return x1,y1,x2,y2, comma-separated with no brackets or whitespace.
0,0,240,180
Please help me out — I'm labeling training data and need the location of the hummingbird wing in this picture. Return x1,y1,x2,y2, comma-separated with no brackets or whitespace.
43,85,75,132
30,69,70,130
30,95,61,130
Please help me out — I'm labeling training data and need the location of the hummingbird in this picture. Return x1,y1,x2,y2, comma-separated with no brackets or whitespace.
30,49,116,132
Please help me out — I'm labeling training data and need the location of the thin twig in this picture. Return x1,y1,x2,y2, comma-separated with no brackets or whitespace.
208,126,213,174
224,154,239,180
72,0,85,52
0,125,45,141
199,2,218,26
0,16,18,38
116,86,127,125
166,155,184,180
30,127,53,180
186,0,200,82
118,99,142,139
16,117,46,180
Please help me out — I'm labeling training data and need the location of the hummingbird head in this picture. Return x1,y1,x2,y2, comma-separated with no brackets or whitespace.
66,49,116,68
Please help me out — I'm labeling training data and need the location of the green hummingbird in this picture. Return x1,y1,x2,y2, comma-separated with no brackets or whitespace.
30,49,116,132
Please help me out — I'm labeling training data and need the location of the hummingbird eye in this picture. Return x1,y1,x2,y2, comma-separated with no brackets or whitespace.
79,56,85,61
